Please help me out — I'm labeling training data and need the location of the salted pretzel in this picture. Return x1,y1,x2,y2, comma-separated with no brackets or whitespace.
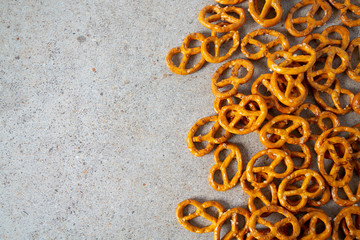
259,115,311,149
328,0,360,27
249,205,300,240
211,59,254,99
187,115,231,157
218,95,268,135
215,0,246,4
297,208,332,240
278,169,326,212
353,92,360,115
307,46,349,91
201,30,240,63
302,25,350,51
285,0,332,37
317,157,354,188
176,199,225,233
246,149,294,188
166,33,206,75
267,43,316,75
346,37,360,82
198,5,246,32
209,143,243,191
248,0,283,27
333,206,360,240
241,29,290,60
213,207,251,240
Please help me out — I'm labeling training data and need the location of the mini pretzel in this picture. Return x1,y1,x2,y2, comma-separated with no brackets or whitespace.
201,30,240,63
259,115,311,149
241,29,290,60
215,0,246,4
267,43,316,75
218,95,268,135
352,92,360,115
317,156,353,188
285,0,332,37
302,25,350,51
211,59,254,99
328,0,360,27
248,0,283,27
176,199,225,233
333,206,360,240
213,207,251,240
246,149,294,188
278,169,326,212
209,143,243,191
346,37,360,82
297,208,332,240
249,205,300,240
166,33,206,75
198,5,246,32
187,115,231,157
317,136,353,165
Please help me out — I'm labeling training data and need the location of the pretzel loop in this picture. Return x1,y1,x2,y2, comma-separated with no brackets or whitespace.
333,206,360,240
329,0,360,27
297,208,332,240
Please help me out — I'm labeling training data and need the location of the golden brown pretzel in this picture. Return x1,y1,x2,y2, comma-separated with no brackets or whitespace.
302,25,350,51
209,143,243,191
297,208,332,240
201,30,240,63
241,29,289,60
198,5,246,32
176,199,225,233
166,33,206,75
346,37,360,82
353,92,360,115
187,115,231,157
211,59,254,99
278,169,326,212
267,43,316,75
248,205,301,240
213,207,251,240
333,206,360,240
248,0,283,27
285,0,332,37
328,0,360,27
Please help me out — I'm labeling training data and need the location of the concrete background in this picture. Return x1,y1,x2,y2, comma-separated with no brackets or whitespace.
0,0,359,239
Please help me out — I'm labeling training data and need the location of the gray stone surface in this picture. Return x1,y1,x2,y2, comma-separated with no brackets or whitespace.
1,0,360,239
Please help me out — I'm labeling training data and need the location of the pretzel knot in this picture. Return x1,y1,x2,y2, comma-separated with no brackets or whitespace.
329,0,360,27
297,208,332,240
248,0,283,27
278,169,326,212
213,207,251,240
346,37,360,82
267,43,316,75
302,25,350,51
333,206,360,240
176,199,225,233
187,115,231,157
249,205,301,240
285,0,332,37
198,5,246,33
209,143,243,191
201,30,240,63
241,29,290,60
218,95,268,135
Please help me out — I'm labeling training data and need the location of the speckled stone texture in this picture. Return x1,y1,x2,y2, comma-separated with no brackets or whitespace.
0,0,360,239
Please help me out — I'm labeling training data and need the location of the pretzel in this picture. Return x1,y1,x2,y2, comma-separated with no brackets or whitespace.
218,95,268,135
313,77,354,115
187,115,231,157
328,0,360,27
297,208,332,240
267,43,316,75
246,149,294,188
215,0,245,4
241,29,290,60
198,5,246,33
259,115,311,149
346,37,360,82
166,33,206,75
201,30,240,63
285,0,332,37
176,199,225,233
307,46,349,91
213,207,251,240
333,206,360,240
317,156,353,188
302,25,350,51
248,0,283,27
213,93,247,114
211,59,254,99
209,143,243,191
248,205,300,240
278,169,326,212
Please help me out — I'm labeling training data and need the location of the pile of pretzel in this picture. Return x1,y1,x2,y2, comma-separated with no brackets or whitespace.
166,0,360,239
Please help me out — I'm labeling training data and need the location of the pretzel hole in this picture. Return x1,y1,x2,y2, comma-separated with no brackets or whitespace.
244,43,261,55
348,168,359,193
219,39,236,57
320,116,336,130
332,55,343,69
253,34,276,45
185,53,203,69
273,161,287,175
193,140,209,150
306,38,321,50
345,8,360,21
337,219,349,239
313,7,326,21
350,45,360,70
317,91,335,108
226,11,242,20
205,206,222,219
188,39,202,48
262,212,286,224
328,30,342,41
274,56,286,65
214,170,224,185
226,158,239,181
218,218,233,239
252,153,272,168
256,83,272,97
314,57,326,71
301,218,327,235
293,22,308,32
188,216,213,229
171,52,184,67
339,92,351,109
